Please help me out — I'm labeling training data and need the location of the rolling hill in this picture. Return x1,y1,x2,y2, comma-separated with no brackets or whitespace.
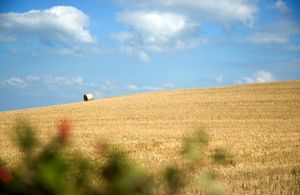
1,80,300,194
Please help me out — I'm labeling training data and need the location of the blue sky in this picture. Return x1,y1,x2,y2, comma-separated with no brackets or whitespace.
0,0,300,111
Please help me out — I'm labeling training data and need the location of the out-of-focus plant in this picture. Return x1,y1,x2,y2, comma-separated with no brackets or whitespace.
101,149,154,195
0,119,233,195
211,148,234,166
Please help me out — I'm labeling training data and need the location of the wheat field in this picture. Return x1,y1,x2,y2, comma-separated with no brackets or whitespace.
0,80,300,194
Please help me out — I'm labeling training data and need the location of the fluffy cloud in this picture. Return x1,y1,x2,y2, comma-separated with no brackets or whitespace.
115,0,257,26
236,70,275,84
0,6,94,45
274,0,289,12
112,0,257,62
117,11,193,44
215,76,224,84
113,11,206,61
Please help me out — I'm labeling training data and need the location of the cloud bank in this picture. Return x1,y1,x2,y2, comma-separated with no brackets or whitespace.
112,0,258,62
115,0,257,26
236,70,275,84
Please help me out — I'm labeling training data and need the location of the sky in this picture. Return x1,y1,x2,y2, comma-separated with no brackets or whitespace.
0,0,300,111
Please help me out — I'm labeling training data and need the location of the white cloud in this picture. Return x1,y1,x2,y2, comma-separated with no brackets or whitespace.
246,33,289,44
175,0,257,26
125,83,175,92
1,75,87,90
101,80,119,91
29,45,114,57
54,47,83,57
161,83,175,88
137,50,151,63
1,75,41,88
49,76,84,86
246,20,300,44
0,6,94,45
142,86,164,91
26,75,40,82
139,38,206,53
174,39,207,50
117,11,194,44
114,11,206,61
1,77,26,88
88,81,174,98
113,0,256,61
115,0,257,26
254,71,275,83
110,31,135,42
274,0,289,12
1,75,177,101
236,70,275,84
126,84,139,91
215,76,224,83
120,45,150,63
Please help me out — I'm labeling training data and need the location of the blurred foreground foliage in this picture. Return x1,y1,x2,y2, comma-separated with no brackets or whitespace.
0,119,233,195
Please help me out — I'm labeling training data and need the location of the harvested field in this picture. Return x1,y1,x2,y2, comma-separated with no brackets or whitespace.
1,80,300,194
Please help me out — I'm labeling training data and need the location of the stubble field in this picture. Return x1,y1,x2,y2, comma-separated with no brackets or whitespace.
0,80,299,194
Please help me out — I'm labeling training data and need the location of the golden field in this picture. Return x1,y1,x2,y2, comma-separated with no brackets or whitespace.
0,80,300,194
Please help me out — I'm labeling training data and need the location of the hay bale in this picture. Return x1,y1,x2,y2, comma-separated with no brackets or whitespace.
83,93,94,101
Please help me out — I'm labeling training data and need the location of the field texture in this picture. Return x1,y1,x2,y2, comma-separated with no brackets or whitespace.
1,80,300,194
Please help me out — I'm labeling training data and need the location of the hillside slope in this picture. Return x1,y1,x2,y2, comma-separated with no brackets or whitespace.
1,80,300,194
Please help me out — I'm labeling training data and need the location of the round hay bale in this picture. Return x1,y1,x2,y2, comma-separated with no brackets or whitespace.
83,93,94,101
